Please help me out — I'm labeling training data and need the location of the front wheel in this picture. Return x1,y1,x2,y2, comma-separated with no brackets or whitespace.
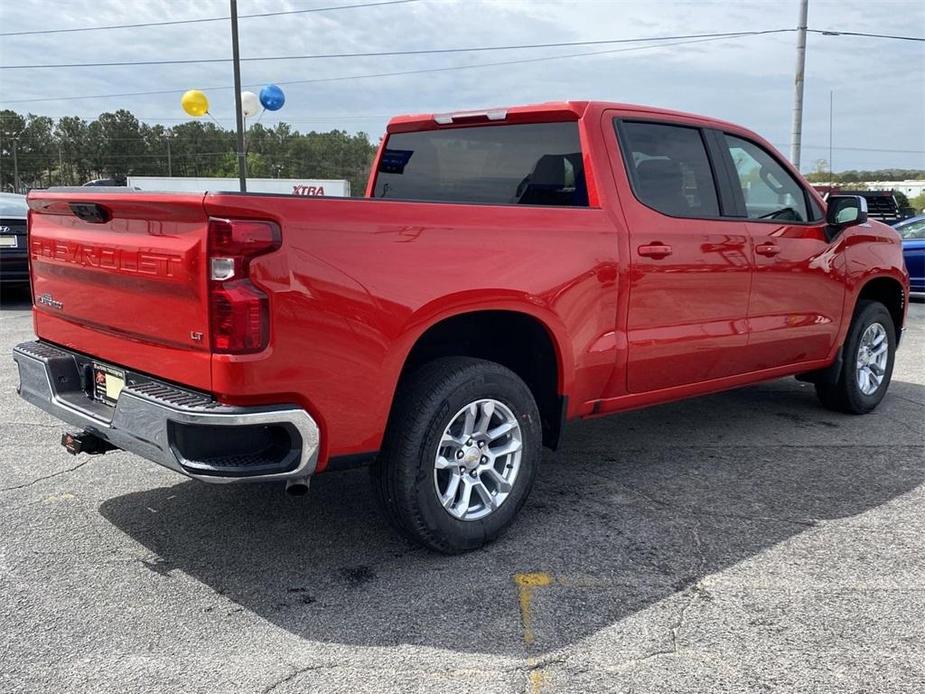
372,357,541,554
815,300,897,414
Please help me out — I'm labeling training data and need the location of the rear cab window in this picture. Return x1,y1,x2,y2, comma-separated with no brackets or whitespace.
373,122,588,206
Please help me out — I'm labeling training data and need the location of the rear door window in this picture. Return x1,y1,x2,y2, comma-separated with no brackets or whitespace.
373,122,588,206
724,135,811,222
617,121,720,219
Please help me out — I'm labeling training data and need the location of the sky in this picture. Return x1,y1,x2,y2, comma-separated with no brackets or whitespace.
0,0,923,173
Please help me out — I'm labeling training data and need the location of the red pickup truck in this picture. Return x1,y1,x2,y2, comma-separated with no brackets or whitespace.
14,101,909,553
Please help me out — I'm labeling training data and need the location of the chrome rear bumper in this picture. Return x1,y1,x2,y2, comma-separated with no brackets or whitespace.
13,340,320,484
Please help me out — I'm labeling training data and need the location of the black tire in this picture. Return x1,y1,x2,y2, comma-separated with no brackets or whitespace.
815,300,896,414
371,357,541,554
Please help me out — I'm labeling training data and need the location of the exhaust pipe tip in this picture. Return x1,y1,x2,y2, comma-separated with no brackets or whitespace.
285,478,310,497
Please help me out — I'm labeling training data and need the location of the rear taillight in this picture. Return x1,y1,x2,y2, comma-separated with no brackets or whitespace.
208,218,281,354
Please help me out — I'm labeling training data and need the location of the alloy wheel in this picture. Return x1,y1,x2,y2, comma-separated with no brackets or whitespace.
855,322,889,396
433,398,523,521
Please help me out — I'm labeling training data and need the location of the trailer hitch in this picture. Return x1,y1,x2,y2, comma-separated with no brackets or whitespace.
61,431,117,456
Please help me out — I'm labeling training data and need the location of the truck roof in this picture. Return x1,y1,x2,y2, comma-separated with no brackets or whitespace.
386,100,746,134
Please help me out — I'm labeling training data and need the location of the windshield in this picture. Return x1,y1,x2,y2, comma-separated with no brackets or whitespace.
373,122,587,207
0,195,28,218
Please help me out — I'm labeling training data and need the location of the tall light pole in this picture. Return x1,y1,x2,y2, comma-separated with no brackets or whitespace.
230,0,247,192
12,138,20,193
789,0,809,170
828,89,834,186
166,134,173,177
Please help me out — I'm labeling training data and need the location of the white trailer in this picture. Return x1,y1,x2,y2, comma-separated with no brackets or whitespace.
125,177,351,197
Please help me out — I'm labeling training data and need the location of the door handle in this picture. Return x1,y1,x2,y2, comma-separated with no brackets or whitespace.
755,243,781,257
637,243,673,259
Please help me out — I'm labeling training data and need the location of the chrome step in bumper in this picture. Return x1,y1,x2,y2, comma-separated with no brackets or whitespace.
12,340,320,484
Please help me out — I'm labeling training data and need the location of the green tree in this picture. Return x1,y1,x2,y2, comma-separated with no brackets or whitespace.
908,192,925,213
0,113,56,190
0,108,377,193
95,110,147,180
0,110,27,191
169,121,234,177
56,116,90,185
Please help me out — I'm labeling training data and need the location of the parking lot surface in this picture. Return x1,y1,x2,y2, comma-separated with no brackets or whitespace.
1,286,923,693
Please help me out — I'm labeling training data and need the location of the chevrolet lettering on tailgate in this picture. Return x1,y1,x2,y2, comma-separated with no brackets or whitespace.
31,238,184,278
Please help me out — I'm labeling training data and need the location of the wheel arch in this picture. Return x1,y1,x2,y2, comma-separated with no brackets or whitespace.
388,298,573,449
854,275,906,342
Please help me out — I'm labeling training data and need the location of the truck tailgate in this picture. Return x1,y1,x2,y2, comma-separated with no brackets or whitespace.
27,191,213,391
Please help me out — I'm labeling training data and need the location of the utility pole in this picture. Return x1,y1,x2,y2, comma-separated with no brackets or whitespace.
58,143,64,185
230,0,247,192
789,0,809,170
828,89,834,186
166,136,173,177
12,138,20,193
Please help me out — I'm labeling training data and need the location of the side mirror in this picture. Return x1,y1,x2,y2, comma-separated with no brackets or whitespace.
826,195,868,229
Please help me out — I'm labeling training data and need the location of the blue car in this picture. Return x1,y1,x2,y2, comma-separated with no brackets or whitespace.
892,215,925,295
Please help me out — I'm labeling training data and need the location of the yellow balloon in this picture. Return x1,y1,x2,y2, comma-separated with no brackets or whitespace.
181,90,209,118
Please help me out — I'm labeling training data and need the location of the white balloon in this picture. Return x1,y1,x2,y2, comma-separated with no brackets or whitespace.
241,91,260,118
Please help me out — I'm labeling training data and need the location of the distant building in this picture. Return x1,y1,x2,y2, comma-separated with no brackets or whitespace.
863,180,925,198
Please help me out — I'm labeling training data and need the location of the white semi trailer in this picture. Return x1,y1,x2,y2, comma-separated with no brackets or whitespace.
125,177,351,197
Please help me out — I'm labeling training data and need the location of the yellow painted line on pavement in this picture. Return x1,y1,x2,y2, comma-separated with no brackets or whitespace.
516,572,604,691
514,572,552,646
42,492,76,503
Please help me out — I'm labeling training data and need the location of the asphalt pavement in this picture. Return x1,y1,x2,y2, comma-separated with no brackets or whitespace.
1,284,923,693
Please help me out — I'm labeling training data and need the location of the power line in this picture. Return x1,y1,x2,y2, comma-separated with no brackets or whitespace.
0,29,796,69
775,143,925,155
9,136,921,156
0,114,392,124
0,33,782,104
0,0,420,37
810,28,925,42
9,152,235,160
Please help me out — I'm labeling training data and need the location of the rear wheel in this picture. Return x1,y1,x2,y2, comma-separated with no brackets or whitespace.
815,300,896,414
372,357,541,554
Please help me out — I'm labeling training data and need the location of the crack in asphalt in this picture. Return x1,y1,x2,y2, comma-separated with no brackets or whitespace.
611,479,818,529
606,582,708,672
262,661,551,693
0,459,91,493
580,444,924,452
262,664,325,694
890,392,925,407
873,409,925,433
670,583,706,653
523,654,568,671
521,655,568,694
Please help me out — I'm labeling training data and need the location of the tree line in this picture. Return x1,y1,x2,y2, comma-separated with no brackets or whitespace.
804,161,925,184
0,109,378,195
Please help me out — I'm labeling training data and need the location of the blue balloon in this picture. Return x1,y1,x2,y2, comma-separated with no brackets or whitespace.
259,84,285,111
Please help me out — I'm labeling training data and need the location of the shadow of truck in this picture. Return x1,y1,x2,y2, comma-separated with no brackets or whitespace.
98,378,925,656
